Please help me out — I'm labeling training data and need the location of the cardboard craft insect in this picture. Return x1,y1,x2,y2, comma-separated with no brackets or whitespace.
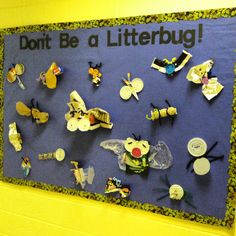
100,134,173,174
119,72,144,101
37,62,63,89
6,63,26,90
88,62,102,87
8,122,22,152
146,100,177,125
38,148,65,162
65,90,113,132
70,161,95,189
105,177,131,198
151,50,192,76
16,99,49,124
186,59,224,100
186,139,224,176
21,157,31,177
153,175,196,209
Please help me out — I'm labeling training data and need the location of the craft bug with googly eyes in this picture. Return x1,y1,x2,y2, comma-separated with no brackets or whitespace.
153,174,196,209
88,62,102,87
16,98,49,124
146,100,177,126
100,134,173,174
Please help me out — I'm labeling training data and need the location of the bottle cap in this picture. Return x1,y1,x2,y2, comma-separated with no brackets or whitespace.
187,137,207,157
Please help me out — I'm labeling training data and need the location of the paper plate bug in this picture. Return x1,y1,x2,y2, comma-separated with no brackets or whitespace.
16,99,49,124
88,61,102,87
186,138,224,175
146,100,177,125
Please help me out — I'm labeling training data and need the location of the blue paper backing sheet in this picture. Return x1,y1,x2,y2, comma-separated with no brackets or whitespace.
1,10,236,226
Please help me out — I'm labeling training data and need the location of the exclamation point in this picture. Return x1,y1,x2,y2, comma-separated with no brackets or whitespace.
198,24,203,42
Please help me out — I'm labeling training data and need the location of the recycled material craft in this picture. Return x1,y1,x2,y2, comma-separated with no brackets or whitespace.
186,59,224,100
119,72,144,101
38,148,65,162
8,122,23,152
6,63,26,90
88,61,102,87
100,134,173,174
70,161,95,189
153,175,196,209
146,100,177,125
151,50,192,76
16,99,49,124
186,138,224,175
105,177,131,198
65,90,113,132
37,62,63,89
21,157,31,177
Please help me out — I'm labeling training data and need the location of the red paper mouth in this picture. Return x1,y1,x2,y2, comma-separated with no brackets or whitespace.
132,148,141,158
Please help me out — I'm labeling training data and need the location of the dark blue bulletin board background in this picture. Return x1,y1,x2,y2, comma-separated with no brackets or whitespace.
3,17,236,219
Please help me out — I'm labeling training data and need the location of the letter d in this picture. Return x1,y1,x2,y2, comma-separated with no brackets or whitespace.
20,35,28,49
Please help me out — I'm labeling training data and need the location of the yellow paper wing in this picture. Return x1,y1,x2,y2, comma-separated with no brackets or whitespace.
14,64,25,75
202,77,224,100
7,70,17,83
69,90,87,111
45,69,57,89
186,66,204,84
16,101,31,117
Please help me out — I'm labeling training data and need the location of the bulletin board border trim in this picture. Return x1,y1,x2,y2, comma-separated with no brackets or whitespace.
0,7,236,228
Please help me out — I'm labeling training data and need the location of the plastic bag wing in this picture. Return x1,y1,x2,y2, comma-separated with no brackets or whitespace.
148,141,173,169
100,139,126,171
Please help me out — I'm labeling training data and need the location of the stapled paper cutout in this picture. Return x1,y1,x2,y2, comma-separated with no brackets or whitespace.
153,175,196,209
186,59,224,100
100,134,173,174
8,122,22,152
119,72,144,101
88,62,102,87
21,157,31,177
38,148,65,161
37,62,63,89
105,177,131,198
16,99,49,124
65,90,113,132
151,50,192,76
70,161,95,189
7,63,26,90
146,100,177,125
186,139,224,175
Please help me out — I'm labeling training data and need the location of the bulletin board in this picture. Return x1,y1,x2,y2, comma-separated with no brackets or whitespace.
0,7,236,228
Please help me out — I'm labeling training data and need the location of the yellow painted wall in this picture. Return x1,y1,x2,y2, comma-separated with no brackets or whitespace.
0,1,236,235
